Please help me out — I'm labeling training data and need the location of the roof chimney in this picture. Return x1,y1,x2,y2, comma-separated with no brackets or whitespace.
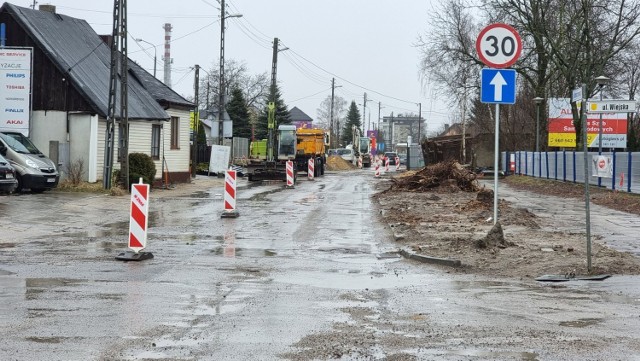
39,4,56,13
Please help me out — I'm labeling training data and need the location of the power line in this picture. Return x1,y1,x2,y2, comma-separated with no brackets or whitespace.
280,52,327,86
56,5,215,19
289,87,332,103
227,1,272,43
280,43,418,106
232,20,272,50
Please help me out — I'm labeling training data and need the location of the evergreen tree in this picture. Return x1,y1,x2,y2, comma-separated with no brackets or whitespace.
341,101,362,146
255,84,290,140
226,86,252,139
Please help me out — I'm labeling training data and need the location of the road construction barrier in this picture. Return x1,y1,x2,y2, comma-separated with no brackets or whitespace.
308,158,314,180
395,157,400,171
116,178,153,261
129,180,149,251
374,161,380,177
221,169,239,218
385,158,389,173
357,156,362,169
286,160,295,188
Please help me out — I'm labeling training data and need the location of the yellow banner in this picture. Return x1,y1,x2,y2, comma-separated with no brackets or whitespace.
548,133,597,148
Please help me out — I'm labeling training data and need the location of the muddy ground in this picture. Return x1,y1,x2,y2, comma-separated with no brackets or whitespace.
372,170,640,279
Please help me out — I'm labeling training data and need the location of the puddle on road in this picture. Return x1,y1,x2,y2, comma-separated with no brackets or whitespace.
152,336,202,348
559,318,603,328
210,247,277,258
25,278,87,300
25,336,65,344
415,349,539,360
26,278,87,288
0,268,15,275
0,242,16,249
274,270,442,291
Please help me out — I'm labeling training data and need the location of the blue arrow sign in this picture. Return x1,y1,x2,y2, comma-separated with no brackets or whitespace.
481,68,517,104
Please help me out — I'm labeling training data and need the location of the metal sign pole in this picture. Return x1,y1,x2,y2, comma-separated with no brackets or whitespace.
579,83,592,272
493,103,500,224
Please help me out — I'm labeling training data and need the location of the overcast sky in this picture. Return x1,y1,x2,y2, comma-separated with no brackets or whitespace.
19,0,453,132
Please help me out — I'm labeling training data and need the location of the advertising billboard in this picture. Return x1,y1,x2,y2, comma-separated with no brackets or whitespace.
547,98,628,148
0,48,32,136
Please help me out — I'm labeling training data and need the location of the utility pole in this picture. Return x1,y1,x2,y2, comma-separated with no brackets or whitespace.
267,37,279,161
330,77,335,148
120,0,129,191
103,0,128,191
418,102,422,143
390,112,394,152
217,0,226,146
362,92,368,133
31,1,37,9
378,101,382,154
192,64,200,178
461,81,468,164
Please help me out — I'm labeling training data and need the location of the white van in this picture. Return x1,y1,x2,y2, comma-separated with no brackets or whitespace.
0,132,59,192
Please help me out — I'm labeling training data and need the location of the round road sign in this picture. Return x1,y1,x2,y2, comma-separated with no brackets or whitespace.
476,23,522,68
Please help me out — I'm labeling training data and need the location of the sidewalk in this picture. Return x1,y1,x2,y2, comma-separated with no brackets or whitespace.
483,179,640,257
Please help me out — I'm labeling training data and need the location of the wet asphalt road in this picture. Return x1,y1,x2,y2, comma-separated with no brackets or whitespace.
1,170,640,360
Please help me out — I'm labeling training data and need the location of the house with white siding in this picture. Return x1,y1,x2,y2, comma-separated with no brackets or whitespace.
0,3,194,185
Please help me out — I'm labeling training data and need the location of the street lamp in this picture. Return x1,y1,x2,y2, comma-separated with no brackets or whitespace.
533,96,544,152
135,38,156,78
217,0,242,145
595,75,610,154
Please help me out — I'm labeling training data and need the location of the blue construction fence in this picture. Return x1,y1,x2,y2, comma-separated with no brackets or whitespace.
501,151,640,194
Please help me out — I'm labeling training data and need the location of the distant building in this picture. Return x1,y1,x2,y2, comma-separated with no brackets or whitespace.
380,114,423,151
289,106,313,129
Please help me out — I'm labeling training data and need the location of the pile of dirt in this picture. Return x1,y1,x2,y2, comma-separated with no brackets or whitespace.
373,162,640,278
326,155,356,171
388,160,479,192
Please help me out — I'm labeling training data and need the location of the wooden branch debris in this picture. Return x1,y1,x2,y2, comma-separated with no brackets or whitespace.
390,160,480,192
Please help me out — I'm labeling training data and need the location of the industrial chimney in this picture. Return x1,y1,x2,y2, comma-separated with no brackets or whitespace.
163,23,172,87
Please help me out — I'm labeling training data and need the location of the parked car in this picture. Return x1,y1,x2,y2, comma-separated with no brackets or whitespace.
398,153,407,165
0,153,18,194
383,152,398,166
0,132,59,193
336,148,354,163
327,148,339,156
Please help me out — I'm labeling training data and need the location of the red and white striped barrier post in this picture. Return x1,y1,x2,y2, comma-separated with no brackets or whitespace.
357,156,363,169
395,156,400,171
116,178,153,261
374,161,380,178
308,158,315,181
221,169,240,218
286,160,295,188
385,157,389,173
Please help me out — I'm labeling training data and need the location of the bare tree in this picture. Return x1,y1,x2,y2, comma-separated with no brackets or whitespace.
198,59,270,112
535,0,640,146
418,0,640,150
316,94,347,139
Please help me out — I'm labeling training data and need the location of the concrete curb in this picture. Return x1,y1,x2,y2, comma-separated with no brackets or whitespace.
399,248,462,268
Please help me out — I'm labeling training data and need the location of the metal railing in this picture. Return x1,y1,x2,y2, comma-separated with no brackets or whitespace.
502,151,640,194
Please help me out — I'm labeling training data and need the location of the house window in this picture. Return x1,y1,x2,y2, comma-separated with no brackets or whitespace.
151,124,161,160
170,116,180,149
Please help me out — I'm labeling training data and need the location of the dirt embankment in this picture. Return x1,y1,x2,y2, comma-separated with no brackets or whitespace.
373,161,640,279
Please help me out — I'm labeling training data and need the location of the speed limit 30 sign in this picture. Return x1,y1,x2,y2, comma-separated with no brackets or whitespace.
476,23,522,68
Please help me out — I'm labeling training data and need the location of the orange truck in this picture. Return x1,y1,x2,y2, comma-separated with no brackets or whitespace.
294,128,329,177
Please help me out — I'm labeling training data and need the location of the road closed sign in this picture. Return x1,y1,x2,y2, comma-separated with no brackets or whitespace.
476,23,523,68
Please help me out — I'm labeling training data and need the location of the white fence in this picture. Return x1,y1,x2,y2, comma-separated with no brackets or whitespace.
502,151,640,194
